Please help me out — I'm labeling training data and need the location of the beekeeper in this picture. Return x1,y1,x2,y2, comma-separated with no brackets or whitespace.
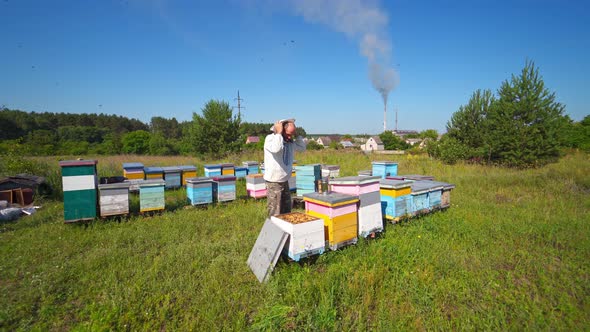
263,118,306,216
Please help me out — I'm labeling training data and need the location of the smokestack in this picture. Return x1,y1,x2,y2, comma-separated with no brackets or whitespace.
291,0,399,128
383,102,387,131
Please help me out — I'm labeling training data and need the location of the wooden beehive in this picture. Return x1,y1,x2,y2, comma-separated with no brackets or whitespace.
162,166,181,189
178,165,197,186
270,212,325,261
246,174,266,198
295,164,321,196
139,179,166,213
329,176,383,237
379,179,413,221
321,165,340,178
235,166,248,179
122,162,144,180
212,175,236,202
186,177,213,205
221,163,235,176
242,161,259,175
144,166,164,180
204,164,222,177
98,182,130,217
59,160,98,223
303,192,359,250
371,161,398,179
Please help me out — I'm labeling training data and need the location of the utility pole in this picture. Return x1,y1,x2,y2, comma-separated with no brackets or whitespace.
234,90,245,118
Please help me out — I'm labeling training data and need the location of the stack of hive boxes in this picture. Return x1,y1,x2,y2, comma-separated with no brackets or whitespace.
246,174,266,198
330,176,383,237
379,179,412,222
98,182,130,217
139,179,166,213
178,165,197,186
144,167,164,180
242,161,259,175
304,192,359,250
162,166,181,189
221,163,235,176
270,212,325,261
294,164,321,196
212,175,236,202
371,161,398,179
186,177,214,205
204,164,222,177
122,162,144,191
59,160,98,223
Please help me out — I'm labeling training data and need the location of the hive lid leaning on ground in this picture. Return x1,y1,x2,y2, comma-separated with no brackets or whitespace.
247,218,289,283
379,179,413,189
329,175,381,185
303,192,359,207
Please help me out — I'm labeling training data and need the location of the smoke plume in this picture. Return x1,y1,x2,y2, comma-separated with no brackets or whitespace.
291,0,399,104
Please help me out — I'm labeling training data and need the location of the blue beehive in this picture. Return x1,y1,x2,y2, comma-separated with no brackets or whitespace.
186,177,213,205
204,164,222,177
139,179,166,213
235,166,248,178
379,179,413,221
410,181,432,215
371,161,398,179
294,164,321,196
162,166,182,189
242,161,259,175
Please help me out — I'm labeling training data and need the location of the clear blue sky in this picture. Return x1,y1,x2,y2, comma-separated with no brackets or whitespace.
1,0,588,134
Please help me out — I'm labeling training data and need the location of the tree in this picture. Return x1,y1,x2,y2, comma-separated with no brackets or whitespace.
486,61,566,167
379,131,409,150
562,115,590,151
446,89,495,156
122,130,151,154
306,140,323,150
420,129,439,141
188,100,241,156
150,116,181,139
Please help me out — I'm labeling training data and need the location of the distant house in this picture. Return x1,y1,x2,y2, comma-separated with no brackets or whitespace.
316,136,332,148
340,140,355,148
405,138,423,146
392,129,419,138
361,136,384,151
245,136,260,144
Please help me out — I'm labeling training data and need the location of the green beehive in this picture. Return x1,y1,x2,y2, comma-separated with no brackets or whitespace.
59,160,98,223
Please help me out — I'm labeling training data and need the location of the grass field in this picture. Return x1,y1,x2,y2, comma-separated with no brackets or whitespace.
1,150,589,330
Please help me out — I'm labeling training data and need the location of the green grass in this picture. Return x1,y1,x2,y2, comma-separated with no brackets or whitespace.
1,151,589,330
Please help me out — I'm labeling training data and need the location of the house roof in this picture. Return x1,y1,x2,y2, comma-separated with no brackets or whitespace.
318,136,332,145
370,136,383,144
340,141,354,147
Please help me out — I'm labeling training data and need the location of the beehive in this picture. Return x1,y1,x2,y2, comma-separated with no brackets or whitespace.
242,161,259,175
204,164,222,177
221,163,235,176
371,161,398,179
161,166,181,189
122,162,144,180
139,179,166,213
427,181,456,208
270,212,325,261
295,164,321,196
59,160,98,223
409,181,433,216
178,165,197,185
329,176,383,237
235,166,248,178
321,165,340,178
144,166,164,180
212,175,236,202
304,192,359,250
186,177,213,205
98,182,130,217
246,174,266,198
379,179,413,221
288,170,296,192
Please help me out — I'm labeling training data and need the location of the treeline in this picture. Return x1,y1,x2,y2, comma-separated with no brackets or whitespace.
0,102,304,157
428,61,589,167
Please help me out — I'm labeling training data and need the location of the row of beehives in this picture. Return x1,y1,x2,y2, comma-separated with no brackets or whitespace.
269,173,455,261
